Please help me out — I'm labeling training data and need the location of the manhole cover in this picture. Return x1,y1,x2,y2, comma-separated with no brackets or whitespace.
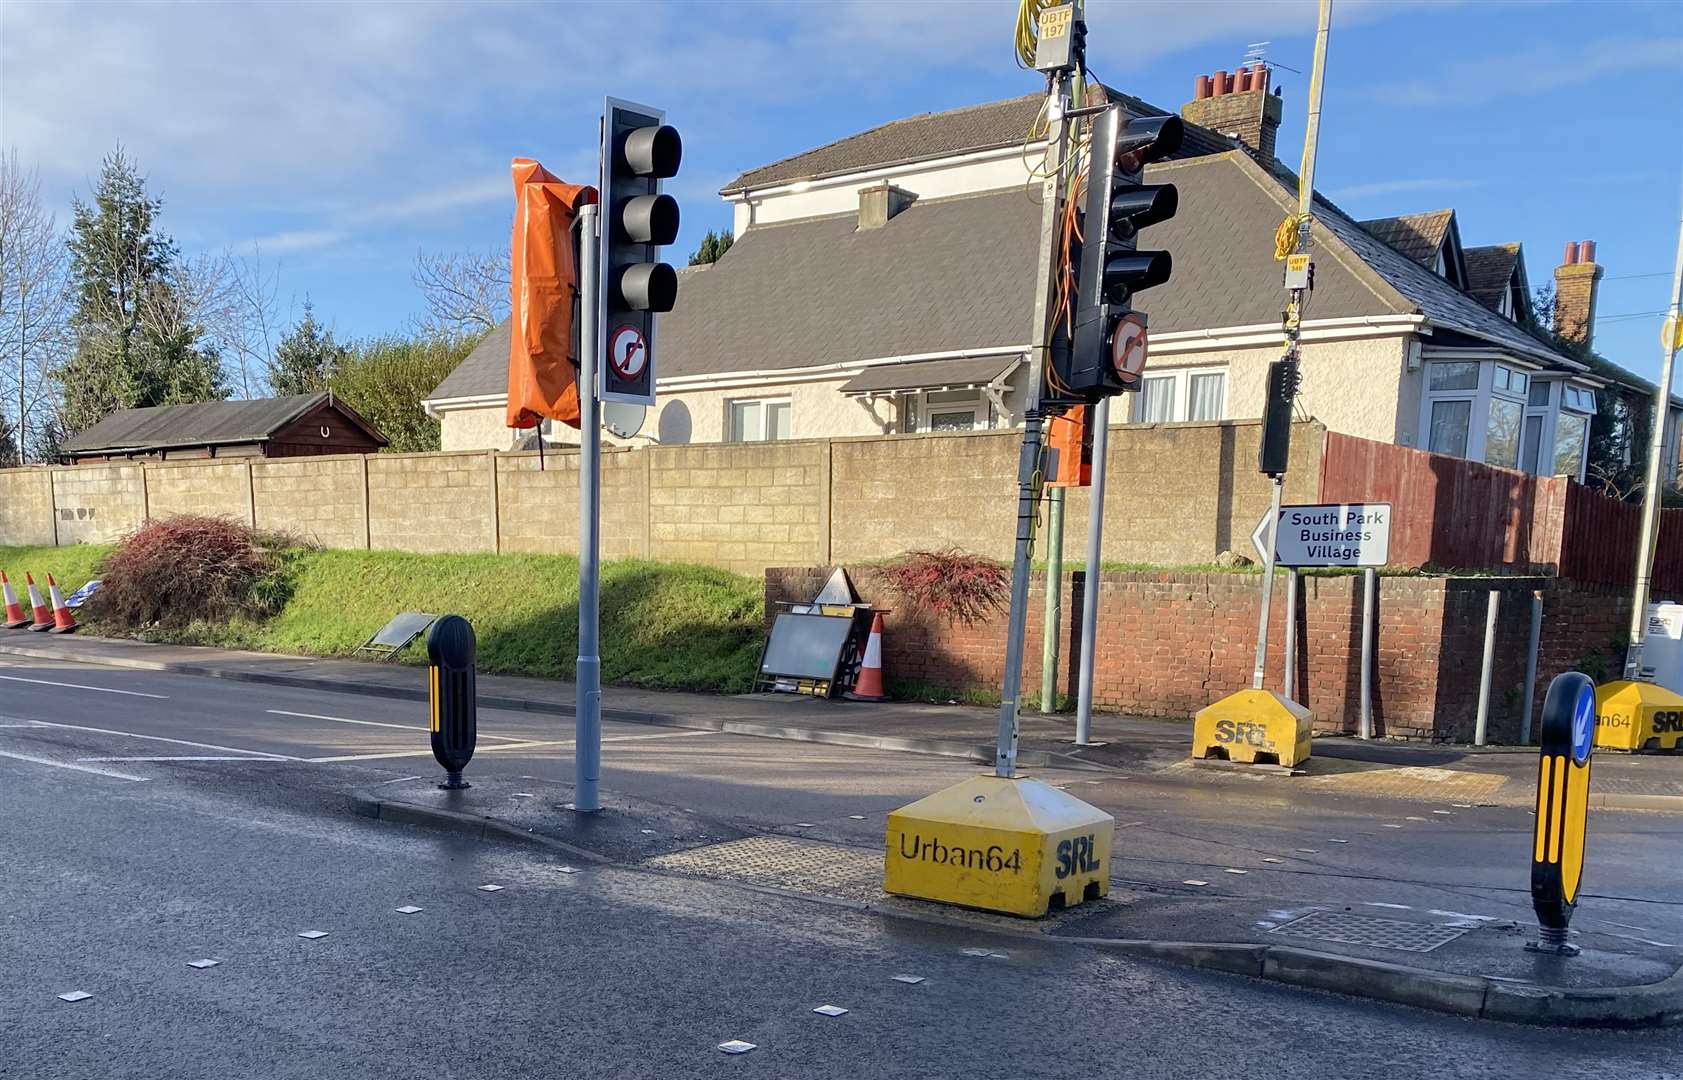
645,835,883,903
1269,910,1470,953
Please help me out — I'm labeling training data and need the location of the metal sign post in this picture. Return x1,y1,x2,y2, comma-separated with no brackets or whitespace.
1074,397,1110,746
1622,193,1683,681
575,201,603,813
995,57,1074,779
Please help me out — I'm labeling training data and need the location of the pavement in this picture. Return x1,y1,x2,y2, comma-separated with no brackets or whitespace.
3,631,1681,812
2,640,1682,1037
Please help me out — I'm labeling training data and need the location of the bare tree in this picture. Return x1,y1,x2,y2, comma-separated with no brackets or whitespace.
0,150,72,462
413,246,508,337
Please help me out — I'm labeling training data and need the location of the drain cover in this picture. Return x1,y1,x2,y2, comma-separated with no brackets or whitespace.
1270,910,1470,953
646,835,882,903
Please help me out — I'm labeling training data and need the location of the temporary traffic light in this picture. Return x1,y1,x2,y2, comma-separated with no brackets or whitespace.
599,98,681,406
1257,357,1300,477
1055,108,1182,403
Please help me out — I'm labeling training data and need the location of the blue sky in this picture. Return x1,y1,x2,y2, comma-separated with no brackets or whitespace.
3,1,1680,379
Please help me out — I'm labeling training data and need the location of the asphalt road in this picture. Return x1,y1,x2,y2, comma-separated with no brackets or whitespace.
4,653,1683,1076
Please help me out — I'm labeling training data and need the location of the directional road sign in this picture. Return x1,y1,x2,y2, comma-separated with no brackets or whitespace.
1251,502,1391,568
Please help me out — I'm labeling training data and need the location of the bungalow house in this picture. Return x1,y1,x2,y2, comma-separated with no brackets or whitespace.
424,64,1605,482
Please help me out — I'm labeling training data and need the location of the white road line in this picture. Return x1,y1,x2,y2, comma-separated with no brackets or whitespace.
303,728,714,764
78,756,278,763
0,749,148,781
0,673,167,699
265,709,529,742
603,729,718,744
24,719,296,760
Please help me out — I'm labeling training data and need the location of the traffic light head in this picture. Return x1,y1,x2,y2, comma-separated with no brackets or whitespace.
599,99,680,405
1053,106,1179,403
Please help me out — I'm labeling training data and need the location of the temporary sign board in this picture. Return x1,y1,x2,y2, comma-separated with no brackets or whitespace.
1251,502,1392,568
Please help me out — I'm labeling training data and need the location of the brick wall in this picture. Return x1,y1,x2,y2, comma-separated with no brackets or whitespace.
766,566,1630,741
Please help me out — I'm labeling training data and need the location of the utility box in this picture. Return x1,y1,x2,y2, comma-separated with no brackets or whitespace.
1639,602,1683,695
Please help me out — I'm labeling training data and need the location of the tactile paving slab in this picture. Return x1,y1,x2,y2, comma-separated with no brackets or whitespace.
1269,910,1471,953
645,835,883,903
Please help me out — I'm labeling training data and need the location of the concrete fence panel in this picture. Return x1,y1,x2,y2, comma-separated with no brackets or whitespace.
253,455,370,549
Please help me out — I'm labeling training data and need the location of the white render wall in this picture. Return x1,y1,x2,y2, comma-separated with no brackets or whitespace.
437,334,1418,452
729,147,1040,234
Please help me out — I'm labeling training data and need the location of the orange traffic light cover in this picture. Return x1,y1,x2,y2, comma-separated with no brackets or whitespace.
507,158,598,432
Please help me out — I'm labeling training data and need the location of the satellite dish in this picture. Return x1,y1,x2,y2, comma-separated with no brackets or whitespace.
602,401,647,440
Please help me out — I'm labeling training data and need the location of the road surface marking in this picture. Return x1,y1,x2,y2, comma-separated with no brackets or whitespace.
78,755,276,762
603,729,717,743
265,709,528,742
24,719,297,759
0,749,148,781
0,673,167,698
305,728,711,763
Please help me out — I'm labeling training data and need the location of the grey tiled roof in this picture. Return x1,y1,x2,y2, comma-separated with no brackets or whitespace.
661,189,1038,378
425,152,1582,403
1464,243,1522,312
61,393,384,453
428,318,510,401
722,88,1235,193
1358,210,1454,267
838,355,1017,396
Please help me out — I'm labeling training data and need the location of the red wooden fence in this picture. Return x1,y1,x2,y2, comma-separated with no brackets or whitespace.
1318,431,1683,593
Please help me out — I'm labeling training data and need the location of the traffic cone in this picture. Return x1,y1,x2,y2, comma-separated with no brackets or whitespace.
46,575,77,634
2,572,29,629
847,611,888,702
25,573,51,632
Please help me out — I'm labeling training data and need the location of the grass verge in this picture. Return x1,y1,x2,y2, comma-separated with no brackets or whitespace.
0,545,765,693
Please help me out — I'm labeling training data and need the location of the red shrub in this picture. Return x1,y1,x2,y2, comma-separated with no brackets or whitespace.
92,516,285,628
880,548,1009,627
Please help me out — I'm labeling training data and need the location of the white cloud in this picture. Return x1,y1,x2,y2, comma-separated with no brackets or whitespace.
1362,35,1683,106
1330,177,1484,201
252,229,347,254
0,0,1417,266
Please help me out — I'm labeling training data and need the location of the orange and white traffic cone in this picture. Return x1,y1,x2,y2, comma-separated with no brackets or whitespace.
46,575,77,634
25,573,52,632
2,571,30,629
847,611,888,702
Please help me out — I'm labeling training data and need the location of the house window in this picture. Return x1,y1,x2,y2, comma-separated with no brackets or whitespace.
727,398,791,442
1136,375,1176,423
1553,413,1588,478
1428,399,1472,457
1428,361,1479,392
1492,364,1528,397
923,388,985,432
1485,397,1523,469
1188,372,1226,421
1562,385,1597,414
1129,368,1226,424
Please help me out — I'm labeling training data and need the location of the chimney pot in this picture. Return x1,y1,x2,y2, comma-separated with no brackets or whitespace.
1236,68,1252,92
1195,74,1211,100
1212,70,1229,96
1580,240,1596,263
1563,241,1580,265
1252,63,1269,94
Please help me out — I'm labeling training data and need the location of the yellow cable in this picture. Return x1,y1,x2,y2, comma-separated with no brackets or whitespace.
1015,0,1054,68
1274,213,1307,261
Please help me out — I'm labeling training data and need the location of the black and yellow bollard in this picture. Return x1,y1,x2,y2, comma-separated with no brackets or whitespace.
427,615,478,790
1528,671,1597,956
